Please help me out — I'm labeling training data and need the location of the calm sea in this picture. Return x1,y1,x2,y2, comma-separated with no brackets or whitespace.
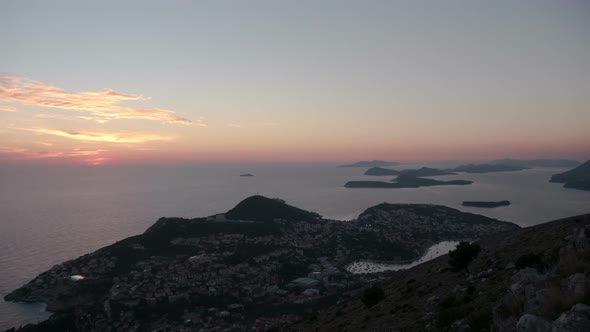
1,162,589,330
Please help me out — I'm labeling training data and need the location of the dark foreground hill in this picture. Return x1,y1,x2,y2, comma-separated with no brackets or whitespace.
550,160,590,191
290,214,590,332
4,196,517,332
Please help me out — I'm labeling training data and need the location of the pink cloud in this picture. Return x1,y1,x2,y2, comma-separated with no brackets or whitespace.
0,75,192,124
20,127,173,143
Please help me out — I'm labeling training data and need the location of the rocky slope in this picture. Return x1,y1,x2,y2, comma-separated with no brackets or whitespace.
290,214,590,332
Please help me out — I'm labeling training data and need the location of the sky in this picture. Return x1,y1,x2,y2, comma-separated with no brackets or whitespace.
1,0,589,165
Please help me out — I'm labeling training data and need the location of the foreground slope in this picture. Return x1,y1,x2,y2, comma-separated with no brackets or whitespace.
4,196,517,332
291,214,590,332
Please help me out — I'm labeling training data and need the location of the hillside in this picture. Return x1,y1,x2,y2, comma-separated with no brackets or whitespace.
291,214,590,332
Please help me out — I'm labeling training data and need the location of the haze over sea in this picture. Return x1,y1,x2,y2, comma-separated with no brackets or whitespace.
1,162,589,330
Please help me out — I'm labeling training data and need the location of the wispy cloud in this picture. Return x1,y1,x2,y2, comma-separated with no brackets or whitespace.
0,146,28,154
195,117,207,127
0,145,104,160
228,123,243,128
21,127,173,143
0,105,16,112
0,75,192,124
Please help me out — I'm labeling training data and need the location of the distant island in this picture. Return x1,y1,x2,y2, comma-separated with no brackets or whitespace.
451,163,529,173
240,173,254,177
492,158,580,168
549,160,590,191
346,174,472,188
365,166,456,177
462,200,511,208
338,160,400,167
4,195,517,332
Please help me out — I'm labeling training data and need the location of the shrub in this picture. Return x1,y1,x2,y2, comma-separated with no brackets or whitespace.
467,306,492,332
361,285,385,308
448,242,481,272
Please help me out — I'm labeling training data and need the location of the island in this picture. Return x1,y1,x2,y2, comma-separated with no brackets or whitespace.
364,166,400,176
461,200,511,208
492,158,580,168
240,173,254,177
549,160,590,191
450,163,529,173
345,174,472,188
364,166,456,177
4,195,517,332
337,160,400,167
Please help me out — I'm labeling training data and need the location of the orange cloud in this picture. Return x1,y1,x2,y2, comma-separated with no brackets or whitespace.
21,127,173,143
0,75,192,124
0,105,16,112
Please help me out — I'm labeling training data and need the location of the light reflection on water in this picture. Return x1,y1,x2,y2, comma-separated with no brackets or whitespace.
346,241,460,274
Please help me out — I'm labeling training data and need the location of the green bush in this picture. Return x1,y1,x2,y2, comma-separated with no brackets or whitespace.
361,285,385,308
449,242,481,272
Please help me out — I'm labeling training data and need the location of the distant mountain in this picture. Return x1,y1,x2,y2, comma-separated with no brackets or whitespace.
345,174,472,188
451,163,529,173
364,166,456,177
224,195,321,222
338,160,400,167
550,160,590,191
492,158,581,168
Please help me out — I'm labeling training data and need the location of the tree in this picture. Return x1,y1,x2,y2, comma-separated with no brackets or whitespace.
448,242,481,272
361,284,385,308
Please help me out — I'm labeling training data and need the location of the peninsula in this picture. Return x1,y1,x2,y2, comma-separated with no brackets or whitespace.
550,160,590,191
4,196,517,332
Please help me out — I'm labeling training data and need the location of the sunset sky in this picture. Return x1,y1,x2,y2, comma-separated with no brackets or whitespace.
1,1,588,165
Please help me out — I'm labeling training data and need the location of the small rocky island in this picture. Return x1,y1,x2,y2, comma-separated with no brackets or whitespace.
338,160,399,167
550,160,590,191
364,166,456,177
462,200,511,208
239,173,254,177
346,174,472,188
4,196,517,332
